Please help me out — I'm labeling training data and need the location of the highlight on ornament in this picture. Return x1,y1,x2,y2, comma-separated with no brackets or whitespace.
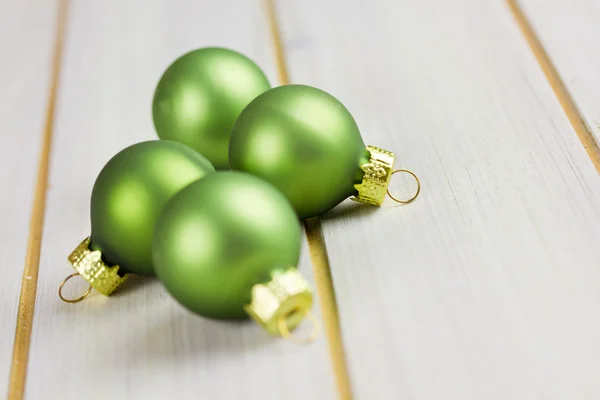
229,84,421,219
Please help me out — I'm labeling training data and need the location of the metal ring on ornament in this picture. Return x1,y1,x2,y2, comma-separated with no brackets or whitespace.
386,169,421,204
58,272,93,303
277,310,320,344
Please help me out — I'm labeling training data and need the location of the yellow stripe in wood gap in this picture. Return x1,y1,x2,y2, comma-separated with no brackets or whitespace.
8,0,69,399
507,0,600,173
304,219,354,400
263,0,354,398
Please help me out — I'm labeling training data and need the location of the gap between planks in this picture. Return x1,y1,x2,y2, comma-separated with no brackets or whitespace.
507,0,600,173
264,0,354,399
7,0,69,399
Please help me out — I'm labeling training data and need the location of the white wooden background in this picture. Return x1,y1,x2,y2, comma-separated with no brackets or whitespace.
1,0,600,399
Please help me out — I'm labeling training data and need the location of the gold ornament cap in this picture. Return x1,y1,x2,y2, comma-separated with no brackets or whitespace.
353,145,396,206
67,237,127,296
245,268,313,335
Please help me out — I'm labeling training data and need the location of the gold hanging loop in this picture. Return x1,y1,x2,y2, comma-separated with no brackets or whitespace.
277,310,320,345
58,272,92,303
386,169,421,204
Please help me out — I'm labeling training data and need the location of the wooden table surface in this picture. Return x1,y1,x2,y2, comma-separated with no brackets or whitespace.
2,1,599,399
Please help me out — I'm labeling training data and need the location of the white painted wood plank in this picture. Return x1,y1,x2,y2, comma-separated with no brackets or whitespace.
519,0,600,145
0,0,57,393
277,0,600,398
27,1,335,399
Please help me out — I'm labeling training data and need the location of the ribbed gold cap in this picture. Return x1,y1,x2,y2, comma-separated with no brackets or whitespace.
244,269,313,335
67,237,127,296
353,145,396,206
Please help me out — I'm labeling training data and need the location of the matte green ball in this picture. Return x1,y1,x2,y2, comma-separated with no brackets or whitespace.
229,84,369,219
90,140,215,276
153,171,302,319
152,47,271,169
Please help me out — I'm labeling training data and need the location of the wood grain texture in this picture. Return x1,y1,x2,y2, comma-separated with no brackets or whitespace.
275,0,600,398
518,0,600,148
0,0,58,395
25,1,335,399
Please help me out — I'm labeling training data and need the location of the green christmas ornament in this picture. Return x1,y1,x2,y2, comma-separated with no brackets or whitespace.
153,171,314,336
60,140,215,303
229,84,420,219
152,47,271,169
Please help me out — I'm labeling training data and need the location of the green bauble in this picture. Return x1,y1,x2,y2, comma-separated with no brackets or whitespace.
229,84,372,219
90,140,215,276
153,171,310,328
153,47,271,169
